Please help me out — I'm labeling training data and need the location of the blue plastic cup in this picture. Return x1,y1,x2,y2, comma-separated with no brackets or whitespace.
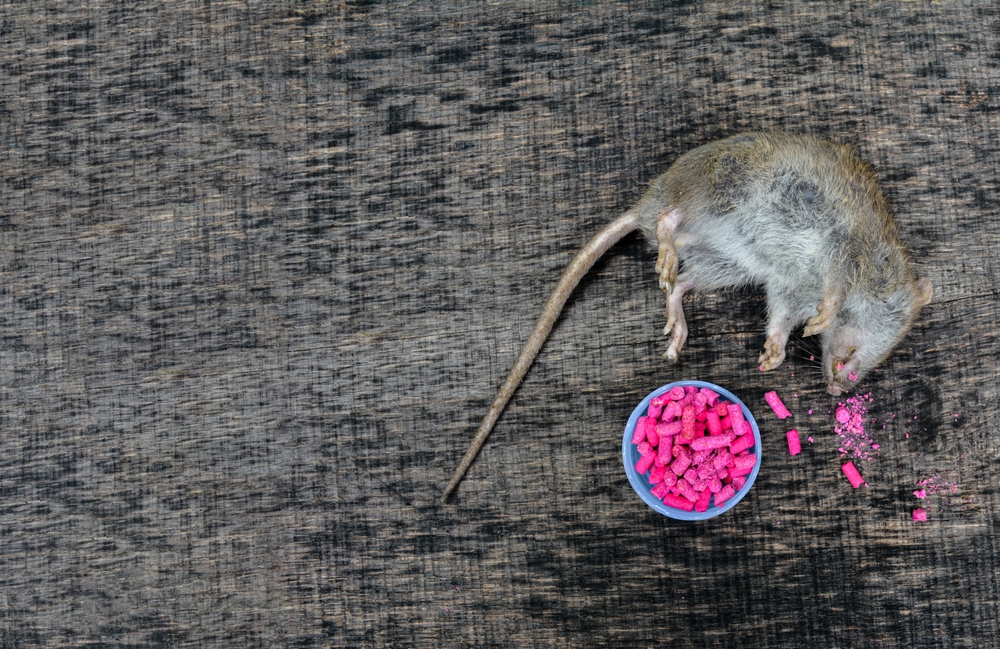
622,380,762,520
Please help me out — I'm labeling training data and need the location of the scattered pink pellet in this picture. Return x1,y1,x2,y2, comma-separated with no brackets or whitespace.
835,407,850,424
764,390,792,419
912,508,927,522
786,429,801,456
913,489,926,499
841,461,865,488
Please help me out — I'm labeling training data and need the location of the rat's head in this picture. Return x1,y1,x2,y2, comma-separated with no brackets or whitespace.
821,277,933,395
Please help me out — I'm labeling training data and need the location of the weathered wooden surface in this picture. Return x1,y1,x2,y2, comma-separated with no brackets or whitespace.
1,2,998,647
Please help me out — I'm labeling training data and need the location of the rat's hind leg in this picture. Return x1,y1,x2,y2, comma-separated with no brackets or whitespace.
655,208,684,296
663,273,695,362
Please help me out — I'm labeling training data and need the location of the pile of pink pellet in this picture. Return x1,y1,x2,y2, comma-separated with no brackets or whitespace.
631,385,757,513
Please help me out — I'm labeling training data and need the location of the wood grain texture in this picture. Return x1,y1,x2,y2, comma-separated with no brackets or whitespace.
0,1,997,647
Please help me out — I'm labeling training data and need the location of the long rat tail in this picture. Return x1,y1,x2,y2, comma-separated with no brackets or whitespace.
442,209,641,501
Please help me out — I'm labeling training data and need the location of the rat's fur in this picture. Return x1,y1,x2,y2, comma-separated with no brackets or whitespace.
443,131,932,500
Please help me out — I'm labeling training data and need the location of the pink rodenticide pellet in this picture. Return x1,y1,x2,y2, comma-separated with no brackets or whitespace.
670,453,692,477
729,433,755,455
714,484,736,506
699,388,720,406
631,416,653,445
731,474,747,491
662,493,695,511
731,453,757,475
691,433,735,452
835,407,850,424
696,462,717,481
651,482,670,499
681,405,697,440
842,461,865,488
694,488,712,513
713,449,732,470
912,508,927,522
635,452,656,475
726,403,745,426
649,464,668,485
655,440,673,467
662,400,682,422
706,410,722,436
668,386,686,401
786,429,801,456
656,421,682,441
764,390,792,419
647,401,664,419
675,478,698,502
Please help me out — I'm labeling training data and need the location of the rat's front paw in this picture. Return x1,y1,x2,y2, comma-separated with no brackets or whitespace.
757,339,786,371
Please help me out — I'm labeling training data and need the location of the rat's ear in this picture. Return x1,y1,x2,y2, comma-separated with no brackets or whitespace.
914,277,933,306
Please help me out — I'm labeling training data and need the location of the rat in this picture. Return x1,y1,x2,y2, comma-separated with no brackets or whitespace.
443,131,933,501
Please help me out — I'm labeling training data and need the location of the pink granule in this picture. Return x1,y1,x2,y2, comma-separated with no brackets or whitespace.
916,474,958,496
832,392,880,461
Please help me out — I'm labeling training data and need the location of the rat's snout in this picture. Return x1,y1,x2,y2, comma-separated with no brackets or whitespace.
824,344,859,396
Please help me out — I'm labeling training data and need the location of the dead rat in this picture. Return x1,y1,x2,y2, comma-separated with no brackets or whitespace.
443,131,933,501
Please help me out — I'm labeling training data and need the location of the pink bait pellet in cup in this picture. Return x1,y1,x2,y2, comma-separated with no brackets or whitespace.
623,381,762,521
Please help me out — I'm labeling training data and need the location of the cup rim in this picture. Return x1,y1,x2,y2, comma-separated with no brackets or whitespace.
621,380,762,520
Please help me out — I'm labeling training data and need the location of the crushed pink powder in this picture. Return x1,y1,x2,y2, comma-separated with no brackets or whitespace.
832,392,880,461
